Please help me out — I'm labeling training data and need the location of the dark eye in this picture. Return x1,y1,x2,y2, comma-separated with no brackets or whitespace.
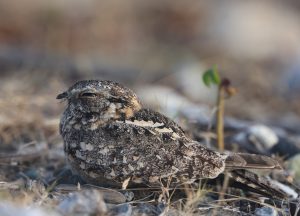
79,92,97,98
108,96,126,104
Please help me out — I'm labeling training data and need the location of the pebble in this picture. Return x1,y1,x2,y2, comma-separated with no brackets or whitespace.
57,189,107,216
255,206,278,216
287,154,300,184
232,124,279,154
0,202,59,216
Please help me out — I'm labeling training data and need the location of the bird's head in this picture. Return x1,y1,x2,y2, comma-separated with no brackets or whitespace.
57,80,142,120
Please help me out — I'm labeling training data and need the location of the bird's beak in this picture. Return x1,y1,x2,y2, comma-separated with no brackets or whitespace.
56,91,68,100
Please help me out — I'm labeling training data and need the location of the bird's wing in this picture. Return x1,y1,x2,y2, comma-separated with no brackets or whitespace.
119,109,287,198
113,108,226,181
224,152,282,170
123,108,187,138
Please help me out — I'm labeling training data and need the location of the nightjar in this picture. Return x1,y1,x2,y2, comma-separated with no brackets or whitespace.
57,80,284,196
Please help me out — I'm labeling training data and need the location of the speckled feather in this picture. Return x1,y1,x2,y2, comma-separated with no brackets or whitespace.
61,109,226,186
57,80,282,192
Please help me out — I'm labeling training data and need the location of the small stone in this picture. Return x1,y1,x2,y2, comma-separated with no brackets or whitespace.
255,206,278,216
122,191,134,201
79,142,86,150
232,124,279,154
0,202,59,216
108,203,132,216
132,203,165,216
57,189,107,215
248,125,279,149
287,154,300,183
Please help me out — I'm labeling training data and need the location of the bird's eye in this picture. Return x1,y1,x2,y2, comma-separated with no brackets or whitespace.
79,92,97,98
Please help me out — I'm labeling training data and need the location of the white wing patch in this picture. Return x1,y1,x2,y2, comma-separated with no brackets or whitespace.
154,127,173,133
117,119,181,139
123,120,164,127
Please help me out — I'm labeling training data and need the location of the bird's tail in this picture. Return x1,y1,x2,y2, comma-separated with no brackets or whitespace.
224,153,282,170
228,169,287,198
224,153,287,198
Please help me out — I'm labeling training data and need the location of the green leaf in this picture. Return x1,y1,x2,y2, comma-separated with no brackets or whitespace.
202,69,213,87
202,65,221,87
211,65,221,85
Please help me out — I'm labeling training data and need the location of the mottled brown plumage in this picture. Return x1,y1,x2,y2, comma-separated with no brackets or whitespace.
57,80,283,195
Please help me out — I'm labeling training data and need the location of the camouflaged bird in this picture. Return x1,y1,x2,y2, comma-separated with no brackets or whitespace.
57,80,282,192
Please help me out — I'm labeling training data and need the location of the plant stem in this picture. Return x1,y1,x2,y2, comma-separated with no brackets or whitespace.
217,85,225,152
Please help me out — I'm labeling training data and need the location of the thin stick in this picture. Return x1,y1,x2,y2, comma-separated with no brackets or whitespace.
218,171,230,203
216,86,225,152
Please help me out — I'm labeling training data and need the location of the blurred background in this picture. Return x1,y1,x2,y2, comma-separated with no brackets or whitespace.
1,0,300,146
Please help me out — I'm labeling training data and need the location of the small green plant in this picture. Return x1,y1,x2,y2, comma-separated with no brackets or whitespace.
202,66,237,152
